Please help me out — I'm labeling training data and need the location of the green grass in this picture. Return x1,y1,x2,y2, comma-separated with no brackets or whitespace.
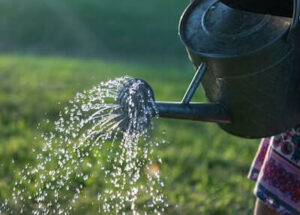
0,0,262,213
0,55,259,214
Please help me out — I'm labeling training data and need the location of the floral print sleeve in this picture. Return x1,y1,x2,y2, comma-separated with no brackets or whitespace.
248,125,300,215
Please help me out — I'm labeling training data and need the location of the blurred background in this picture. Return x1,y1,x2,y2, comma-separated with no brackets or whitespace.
0,0,259,214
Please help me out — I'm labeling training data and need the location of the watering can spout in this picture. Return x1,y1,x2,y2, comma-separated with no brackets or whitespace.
155,102,230,123
115,69,231,130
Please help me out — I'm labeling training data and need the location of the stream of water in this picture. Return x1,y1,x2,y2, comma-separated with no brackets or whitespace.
1,76,167,215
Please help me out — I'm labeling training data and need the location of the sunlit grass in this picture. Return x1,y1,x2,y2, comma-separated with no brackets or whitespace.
0,55,259,214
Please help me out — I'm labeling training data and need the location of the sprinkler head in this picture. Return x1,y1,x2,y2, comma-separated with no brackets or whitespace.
115,78,156,132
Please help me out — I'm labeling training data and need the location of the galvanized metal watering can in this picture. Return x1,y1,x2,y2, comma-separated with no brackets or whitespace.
117,0,300,138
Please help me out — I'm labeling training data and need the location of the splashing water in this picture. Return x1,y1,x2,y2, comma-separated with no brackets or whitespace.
1,76,167,214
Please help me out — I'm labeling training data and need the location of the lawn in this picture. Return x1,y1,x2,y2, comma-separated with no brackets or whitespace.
0,0,260,214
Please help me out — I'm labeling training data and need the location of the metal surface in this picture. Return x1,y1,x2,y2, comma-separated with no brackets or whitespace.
182,63,207,104
115,78,156,132
156,102,231,123
178,0,300,138
289,0,300,35
179,0,291,57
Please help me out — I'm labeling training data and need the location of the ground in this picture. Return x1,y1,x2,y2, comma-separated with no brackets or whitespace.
0,0,259,214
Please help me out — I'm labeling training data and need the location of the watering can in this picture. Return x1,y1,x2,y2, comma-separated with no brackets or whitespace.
117,0,300,138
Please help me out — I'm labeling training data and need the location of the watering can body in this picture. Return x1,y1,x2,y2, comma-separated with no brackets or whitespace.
177,0,300,138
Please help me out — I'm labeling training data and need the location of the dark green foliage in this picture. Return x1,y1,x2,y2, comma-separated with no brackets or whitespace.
0,0,187,64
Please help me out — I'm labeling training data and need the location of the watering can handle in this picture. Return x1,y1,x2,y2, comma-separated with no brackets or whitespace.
289,0,300,35
182,63,207,104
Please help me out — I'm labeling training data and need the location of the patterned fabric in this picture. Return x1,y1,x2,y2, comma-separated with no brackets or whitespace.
248,125,300,215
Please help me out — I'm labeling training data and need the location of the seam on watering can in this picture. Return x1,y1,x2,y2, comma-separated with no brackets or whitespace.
215,49,293,80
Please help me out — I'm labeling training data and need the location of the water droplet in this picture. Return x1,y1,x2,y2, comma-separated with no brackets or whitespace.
81,104,89,112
